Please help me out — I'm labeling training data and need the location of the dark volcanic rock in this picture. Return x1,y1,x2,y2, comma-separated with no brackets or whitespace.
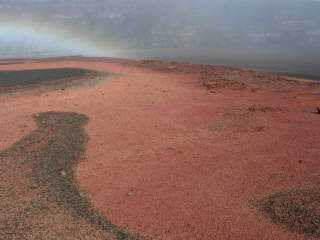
258,189,320,237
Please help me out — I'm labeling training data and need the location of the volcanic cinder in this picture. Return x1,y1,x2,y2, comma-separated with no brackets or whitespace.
0,57,319,240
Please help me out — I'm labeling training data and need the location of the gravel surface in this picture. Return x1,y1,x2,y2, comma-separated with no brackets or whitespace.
0,58,319,239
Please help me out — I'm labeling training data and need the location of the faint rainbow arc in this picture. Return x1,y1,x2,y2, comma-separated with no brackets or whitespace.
0,21,118,57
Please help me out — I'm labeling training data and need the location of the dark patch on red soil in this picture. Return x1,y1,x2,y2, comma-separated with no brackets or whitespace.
0,61,26,66
0,112,139,240
248,104,284,113
257,189,320,237
0,68,100,94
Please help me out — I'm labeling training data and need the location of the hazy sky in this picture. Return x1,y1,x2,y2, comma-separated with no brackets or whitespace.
0,0,320,73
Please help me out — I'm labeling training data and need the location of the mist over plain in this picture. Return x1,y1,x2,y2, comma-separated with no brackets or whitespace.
1,0,320,76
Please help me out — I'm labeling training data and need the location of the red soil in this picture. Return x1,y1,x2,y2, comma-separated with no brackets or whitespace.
0,58,320,239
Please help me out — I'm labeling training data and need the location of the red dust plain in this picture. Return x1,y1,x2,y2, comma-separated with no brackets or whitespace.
0,58,320,240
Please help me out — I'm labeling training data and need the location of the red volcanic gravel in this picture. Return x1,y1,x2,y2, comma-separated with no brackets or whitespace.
0,58,320,239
